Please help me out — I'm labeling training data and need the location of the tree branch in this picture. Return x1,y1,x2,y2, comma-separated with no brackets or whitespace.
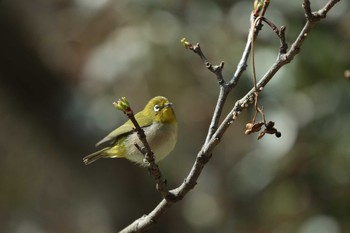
119,0,341,232
114,98,170,198
204,0,271,143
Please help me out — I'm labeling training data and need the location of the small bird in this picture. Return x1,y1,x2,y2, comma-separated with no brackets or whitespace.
83,96,177,166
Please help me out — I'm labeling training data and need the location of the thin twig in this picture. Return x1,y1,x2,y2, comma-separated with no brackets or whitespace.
115,98,170,198
279,26,287,54
302,0,313,21
249,15,287,134
182,41,226,85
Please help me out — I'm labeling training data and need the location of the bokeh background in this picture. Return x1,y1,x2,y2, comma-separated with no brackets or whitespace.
0,0,349,232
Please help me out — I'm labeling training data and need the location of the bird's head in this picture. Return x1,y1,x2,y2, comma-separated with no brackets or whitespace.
143,96,176,124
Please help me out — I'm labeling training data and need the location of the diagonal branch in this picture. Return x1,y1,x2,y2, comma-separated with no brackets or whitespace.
181,39,226,86
214,0,342,143
114,98,170,198
119,0,341,232
205,0,271,143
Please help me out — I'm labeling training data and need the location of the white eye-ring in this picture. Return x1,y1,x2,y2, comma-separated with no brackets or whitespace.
154,105,161,112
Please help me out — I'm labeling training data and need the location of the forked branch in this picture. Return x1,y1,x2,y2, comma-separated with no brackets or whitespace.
119,0,341,232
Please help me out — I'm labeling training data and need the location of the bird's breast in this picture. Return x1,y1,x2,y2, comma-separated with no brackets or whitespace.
144,122,177,162
123,122,177,164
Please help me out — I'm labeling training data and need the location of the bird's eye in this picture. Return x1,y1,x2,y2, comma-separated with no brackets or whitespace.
154,105,161,112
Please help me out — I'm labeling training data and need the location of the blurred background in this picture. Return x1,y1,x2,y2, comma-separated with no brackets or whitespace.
0,0,349,232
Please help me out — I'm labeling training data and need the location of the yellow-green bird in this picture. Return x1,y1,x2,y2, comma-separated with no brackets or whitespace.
83,96,177,165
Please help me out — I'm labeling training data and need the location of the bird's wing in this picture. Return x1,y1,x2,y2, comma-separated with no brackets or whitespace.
95,113,153,147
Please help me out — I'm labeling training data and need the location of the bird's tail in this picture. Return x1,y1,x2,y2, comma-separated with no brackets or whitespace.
83,148,109,165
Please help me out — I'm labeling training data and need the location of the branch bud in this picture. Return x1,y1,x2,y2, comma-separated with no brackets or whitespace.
113,97,132,114
181,37,192,49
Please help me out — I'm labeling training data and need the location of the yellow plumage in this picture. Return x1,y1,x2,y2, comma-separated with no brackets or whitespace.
83,96,177,165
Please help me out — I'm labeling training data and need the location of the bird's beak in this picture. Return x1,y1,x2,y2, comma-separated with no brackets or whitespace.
164,102,173,108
